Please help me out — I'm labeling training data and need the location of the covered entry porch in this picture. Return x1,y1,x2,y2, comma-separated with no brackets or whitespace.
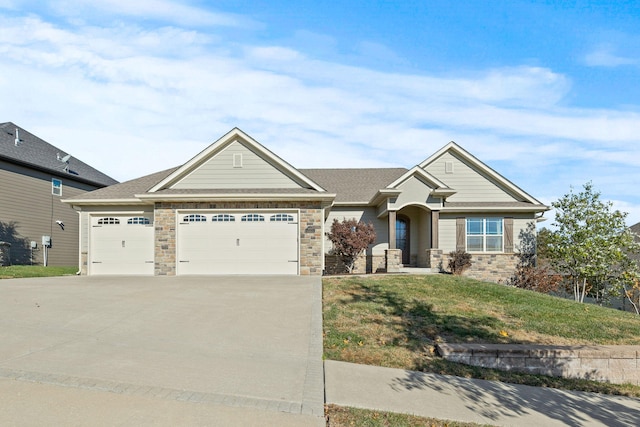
384,205,440,272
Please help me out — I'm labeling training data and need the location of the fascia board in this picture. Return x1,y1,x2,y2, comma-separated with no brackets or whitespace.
387,166,449,190
420,141,544,205
61,198,151,206
441,205,550,213
369,189,402,206
135,192,337,202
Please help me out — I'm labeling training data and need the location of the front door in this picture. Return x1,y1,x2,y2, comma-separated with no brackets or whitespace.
396,217,410,265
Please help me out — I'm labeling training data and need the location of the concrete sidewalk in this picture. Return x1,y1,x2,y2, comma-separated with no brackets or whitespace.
324,360,640,427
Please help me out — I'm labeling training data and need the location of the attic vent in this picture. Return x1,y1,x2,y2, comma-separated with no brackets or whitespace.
233,153,243,168
445,161,454,174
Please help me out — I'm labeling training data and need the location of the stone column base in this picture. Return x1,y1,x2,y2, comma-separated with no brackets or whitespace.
386,249,401,273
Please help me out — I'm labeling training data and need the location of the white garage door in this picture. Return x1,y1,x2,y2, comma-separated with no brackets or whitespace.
90,215,155,275
177,211,298,275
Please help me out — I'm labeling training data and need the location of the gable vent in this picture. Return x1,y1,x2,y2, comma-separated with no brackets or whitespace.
233,153,243,168
445,161,454,174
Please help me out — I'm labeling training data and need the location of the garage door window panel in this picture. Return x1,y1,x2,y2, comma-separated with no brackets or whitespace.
97,217,120,225
182,214,207,223
270,214,294,222
127,217,151,225
212,214,235,222
241,214,265,222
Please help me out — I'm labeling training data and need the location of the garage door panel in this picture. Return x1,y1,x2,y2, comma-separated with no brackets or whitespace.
177,212,299,275
90,217,154,275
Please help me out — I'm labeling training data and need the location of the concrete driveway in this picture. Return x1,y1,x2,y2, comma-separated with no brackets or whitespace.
0,275,324,426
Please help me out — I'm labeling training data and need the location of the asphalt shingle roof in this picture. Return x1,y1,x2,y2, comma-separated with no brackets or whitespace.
67,167,178,200
300,168,408,203
0,122,118,187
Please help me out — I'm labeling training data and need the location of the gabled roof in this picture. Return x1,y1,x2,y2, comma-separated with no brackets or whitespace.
419,141,544,206
149,127,325,193
0,122,118,187
386,166,456,198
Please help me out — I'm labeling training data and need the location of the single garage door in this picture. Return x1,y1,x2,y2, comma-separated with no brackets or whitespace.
177,211,298,275
90,215,155,275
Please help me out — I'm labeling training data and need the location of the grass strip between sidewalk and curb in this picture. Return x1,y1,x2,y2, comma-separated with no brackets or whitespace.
323,274,640,398
325,405,489,427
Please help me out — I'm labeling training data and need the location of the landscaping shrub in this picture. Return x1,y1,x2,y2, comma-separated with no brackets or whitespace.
448,250,472,275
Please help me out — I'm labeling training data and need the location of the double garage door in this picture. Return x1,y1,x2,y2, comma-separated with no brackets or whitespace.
89,211,299,275
177,211,299,275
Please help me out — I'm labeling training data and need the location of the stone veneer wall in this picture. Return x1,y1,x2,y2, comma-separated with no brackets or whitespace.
324,254,386,275
438,343,640,386
428,249,518,283
154,201,325,276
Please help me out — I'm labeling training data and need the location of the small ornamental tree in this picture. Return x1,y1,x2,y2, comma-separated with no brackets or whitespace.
326,218,376,274
546,182,640,303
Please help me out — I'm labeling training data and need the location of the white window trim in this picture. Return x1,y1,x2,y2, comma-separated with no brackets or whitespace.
52,178,62,196
466,217,504,253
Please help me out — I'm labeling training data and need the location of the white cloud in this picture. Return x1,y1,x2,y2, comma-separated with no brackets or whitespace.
46,0,250,28
584,44,638,67
0,9,638,223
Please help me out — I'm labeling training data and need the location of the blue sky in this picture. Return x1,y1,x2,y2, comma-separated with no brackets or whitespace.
1,0,640,225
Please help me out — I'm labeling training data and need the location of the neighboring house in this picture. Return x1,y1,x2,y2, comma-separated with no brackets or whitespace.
64,128,548,281
0,122,118,266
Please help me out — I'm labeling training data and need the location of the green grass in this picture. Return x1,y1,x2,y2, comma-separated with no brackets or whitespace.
323,274,640,397
325,405,487,427
0,265,77,279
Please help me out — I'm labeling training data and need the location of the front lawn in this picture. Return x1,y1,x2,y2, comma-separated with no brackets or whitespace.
0,265,77,279
323,274,640,397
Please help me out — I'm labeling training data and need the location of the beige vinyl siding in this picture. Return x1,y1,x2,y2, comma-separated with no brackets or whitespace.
171,141,302,189
424,152,519,202
325,207,388,256
438,214,458,253
513,216,537,252
0,160,98,266
389,176,441,211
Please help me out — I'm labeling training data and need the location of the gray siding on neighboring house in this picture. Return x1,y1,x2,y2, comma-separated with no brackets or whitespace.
0,159,97,266
172,141,302,189
425,151,520,202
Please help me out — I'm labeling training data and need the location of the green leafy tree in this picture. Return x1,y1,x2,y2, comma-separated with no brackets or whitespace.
546,182,640,303
326,218,376,274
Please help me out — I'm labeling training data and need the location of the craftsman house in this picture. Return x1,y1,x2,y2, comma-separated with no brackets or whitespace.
63,128,548,281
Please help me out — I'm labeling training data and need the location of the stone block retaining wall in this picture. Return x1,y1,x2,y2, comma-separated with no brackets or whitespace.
438,343,640,385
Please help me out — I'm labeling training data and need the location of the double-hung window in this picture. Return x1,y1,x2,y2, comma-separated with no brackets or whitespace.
467,218,503,252
52,178,62,196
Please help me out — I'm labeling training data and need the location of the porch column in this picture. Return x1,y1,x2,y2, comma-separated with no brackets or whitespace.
431,210,439,249
388,210,396,249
